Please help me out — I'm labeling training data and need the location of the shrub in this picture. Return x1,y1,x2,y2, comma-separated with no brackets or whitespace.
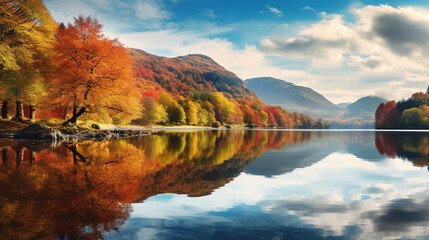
211,121,221,128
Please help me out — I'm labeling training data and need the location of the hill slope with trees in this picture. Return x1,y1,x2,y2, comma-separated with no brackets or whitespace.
127,49,329,128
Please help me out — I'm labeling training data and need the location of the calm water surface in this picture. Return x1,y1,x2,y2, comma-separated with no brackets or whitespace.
1,130,429,239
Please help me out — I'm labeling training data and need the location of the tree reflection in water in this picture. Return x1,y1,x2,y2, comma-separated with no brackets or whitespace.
0,130,312,239
376,131,429,168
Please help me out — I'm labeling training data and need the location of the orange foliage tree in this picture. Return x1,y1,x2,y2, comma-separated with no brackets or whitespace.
49,16,140,125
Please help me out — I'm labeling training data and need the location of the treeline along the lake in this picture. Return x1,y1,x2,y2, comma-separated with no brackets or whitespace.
376,92,429,129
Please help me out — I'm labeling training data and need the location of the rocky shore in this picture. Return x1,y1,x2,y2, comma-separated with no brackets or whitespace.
0,123,152,141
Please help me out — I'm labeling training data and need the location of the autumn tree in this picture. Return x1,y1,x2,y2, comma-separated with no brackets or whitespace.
49,16,140,125
400,108,425,129
198,101,216,126
0,0,56,120
183,100,198,125
241,105,256,126
158,92,187,124
211,92,234,124
375,101,400,129
259,110,268,127
133,96,168,125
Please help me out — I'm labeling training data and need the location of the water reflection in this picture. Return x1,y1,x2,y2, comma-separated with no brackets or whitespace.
244,131,384,177
376,131,429,167
0,130,428,239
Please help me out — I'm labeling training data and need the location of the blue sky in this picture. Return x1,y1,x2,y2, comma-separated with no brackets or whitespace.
44,0,429,103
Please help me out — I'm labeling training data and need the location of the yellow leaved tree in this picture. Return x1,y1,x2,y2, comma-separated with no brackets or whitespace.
0,0,57,120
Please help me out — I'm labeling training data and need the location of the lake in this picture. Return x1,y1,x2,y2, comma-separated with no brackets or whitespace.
1,130,429,239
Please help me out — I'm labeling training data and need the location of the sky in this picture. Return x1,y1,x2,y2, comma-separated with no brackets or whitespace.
44,0,429,103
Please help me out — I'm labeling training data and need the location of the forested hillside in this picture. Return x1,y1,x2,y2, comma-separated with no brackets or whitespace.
129,49,257,99
127,49,328,128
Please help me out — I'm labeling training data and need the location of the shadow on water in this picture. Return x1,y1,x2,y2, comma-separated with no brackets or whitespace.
0,130,428,239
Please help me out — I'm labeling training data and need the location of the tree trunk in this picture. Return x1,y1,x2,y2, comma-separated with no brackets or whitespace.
29,151,36,164
2,148,8,166
2,100,8,119
62,107,86,126
29,105,36,121
65,144,86,163
63,108,68,120
15,101,24,121
15,147,23,165
72,105,77,124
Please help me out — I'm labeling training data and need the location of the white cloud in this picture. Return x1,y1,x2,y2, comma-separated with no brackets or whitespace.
259,4,429,102
45,0,96,24
267,6,283,17
135,0,171,21
45,0,172,31
302,6,316,13
261,4,429,71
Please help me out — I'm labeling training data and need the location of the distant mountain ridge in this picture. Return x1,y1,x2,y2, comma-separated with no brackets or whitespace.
337,102,352,108
343,96,387,119
245,77,387,128
245,77,339,117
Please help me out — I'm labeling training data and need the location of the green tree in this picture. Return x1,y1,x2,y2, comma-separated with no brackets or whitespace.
400,108,425,128
170,106,186,125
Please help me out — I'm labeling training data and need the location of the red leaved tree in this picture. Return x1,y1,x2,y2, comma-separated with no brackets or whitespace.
375,101,400,129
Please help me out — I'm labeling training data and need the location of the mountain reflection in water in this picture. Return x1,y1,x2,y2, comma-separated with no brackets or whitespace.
0,130,428,239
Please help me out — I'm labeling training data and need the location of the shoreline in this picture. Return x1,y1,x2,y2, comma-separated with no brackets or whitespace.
1,124,428,142
0,122,153,142
4,120,424,142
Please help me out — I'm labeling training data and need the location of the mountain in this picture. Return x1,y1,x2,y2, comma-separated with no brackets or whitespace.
343,96,387,119
127,49,329,128
243,76,387,128
128,48,258,100
337,102,352,108
245,77,339,117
